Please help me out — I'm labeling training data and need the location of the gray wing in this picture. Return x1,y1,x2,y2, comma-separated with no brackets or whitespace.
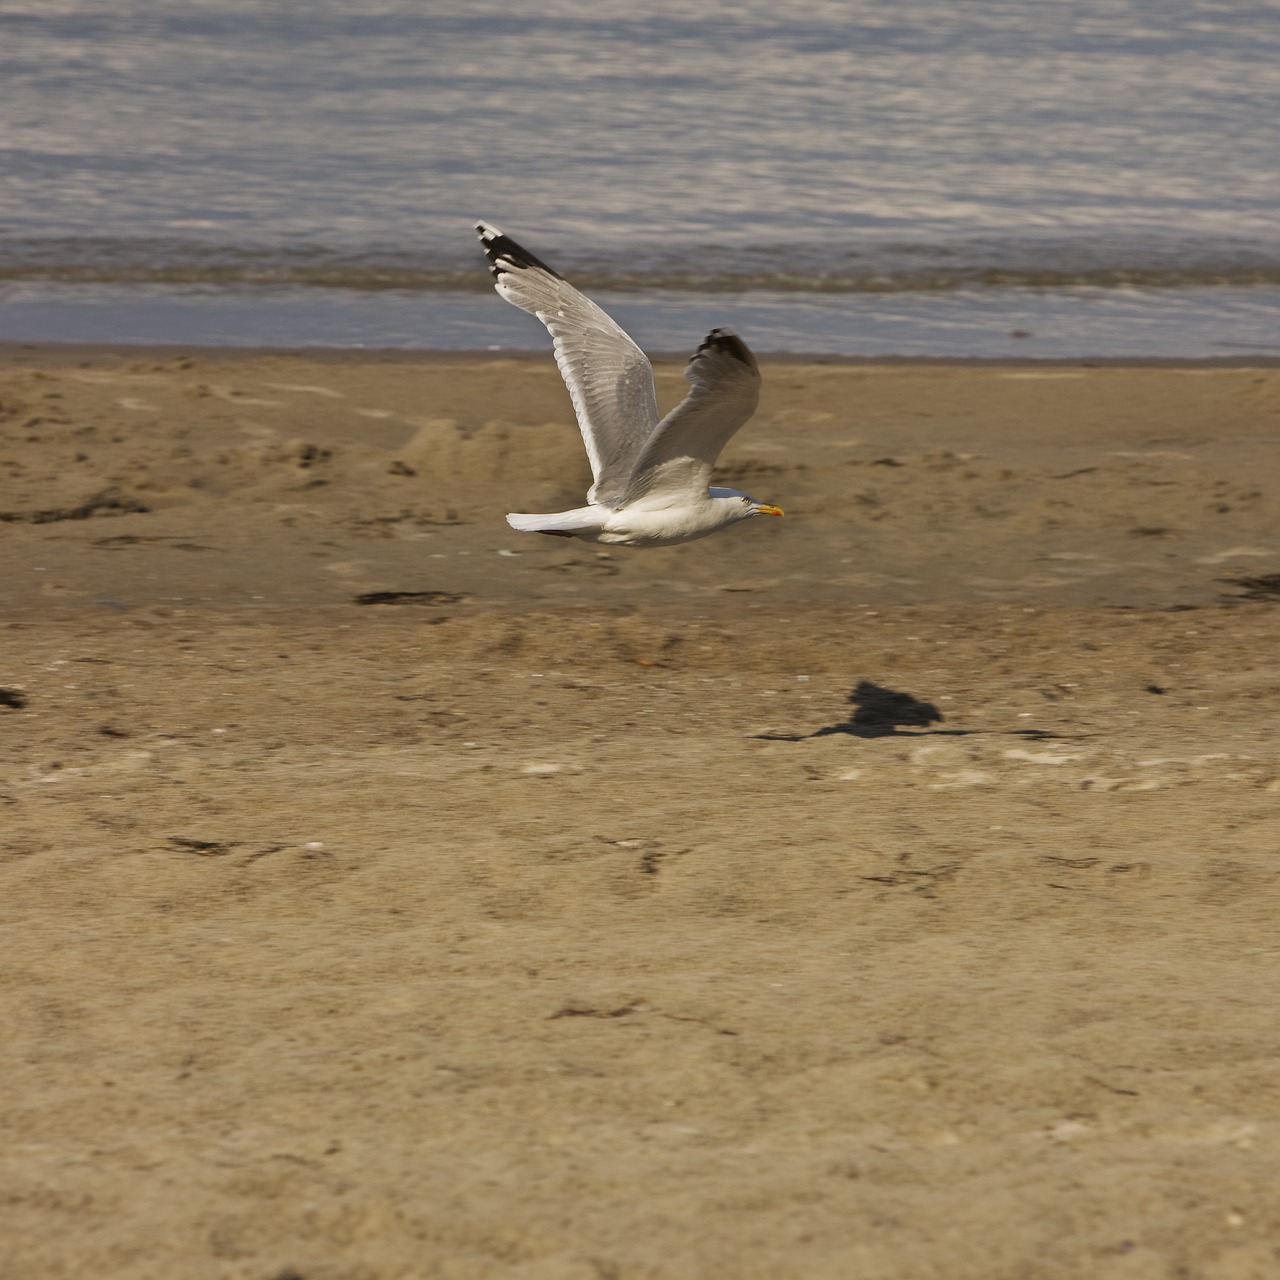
623,328,761,505
476,222,659,509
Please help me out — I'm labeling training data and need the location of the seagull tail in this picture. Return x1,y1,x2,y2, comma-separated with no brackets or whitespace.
506,508,604,539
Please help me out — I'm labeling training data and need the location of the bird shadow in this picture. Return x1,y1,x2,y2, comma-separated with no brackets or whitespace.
752,680,1060,741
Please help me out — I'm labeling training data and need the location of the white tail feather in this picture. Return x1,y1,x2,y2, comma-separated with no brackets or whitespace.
506,508,604,537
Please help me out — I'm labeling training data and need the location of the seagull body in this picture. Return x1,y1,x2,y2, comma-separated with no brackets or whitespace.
476,222,783,547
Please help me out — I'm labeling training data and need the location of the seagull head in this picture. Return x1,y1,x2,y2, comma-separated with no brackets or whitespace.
709,487,785,524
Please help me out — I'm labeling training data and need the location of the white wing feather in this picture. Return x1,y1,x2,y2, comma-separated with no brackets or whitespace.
476,222,659,510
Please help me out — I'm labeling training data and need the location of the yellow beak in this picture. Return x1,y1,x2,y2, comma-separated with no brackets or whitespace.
754,504,784,517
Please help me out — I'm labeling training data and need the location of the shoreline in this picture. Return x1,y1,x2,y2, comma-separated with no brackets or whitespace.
4,339,1280,370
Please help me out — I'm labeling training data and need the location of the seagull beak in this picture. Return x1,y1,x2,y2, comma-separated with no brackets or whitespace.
754,504,784,517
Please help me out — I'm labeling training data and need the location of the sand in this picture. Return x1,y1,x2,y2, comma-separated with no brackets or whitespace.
2,345,1279,1280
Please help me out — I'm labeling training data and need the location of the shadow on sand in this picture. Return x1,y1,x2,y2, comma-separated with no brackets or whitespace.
753,680,1061,742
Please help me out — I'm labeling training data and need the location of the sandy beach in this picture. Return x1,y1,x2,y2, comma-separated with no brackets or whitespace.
2,345,1279,1279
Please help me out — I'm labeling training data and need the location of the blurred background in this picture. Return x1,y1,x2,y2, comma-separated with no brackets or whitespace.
2,0,1278,355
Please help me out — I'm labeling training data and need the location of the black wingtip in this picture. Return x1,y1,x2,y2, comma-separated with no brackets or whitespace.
697,326,757,372
475,222,563,281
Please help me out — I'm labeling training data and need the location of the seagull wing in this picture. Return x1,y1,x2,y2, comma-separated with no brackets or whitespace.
623,328,761,504
476,222,659,509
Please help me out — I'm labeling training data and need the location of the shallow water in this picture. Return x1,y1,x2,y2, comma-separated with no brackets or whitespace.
3,281,1279,359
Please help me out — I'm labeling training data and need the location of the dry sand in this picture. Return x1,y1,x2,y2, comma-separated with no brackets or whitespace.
2,345,1279,1279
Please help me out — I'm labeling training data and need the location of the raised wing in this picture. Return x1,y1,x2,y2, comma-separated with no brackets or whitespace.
623,328,761,504
476,222,659,509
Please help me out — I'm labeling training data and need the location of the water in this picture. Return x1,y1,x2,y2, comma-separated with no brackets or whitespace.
2,0,1279,355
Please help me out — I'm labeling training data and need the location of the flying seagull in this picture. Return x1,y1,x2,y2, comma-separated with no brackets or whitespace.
475,222,783,546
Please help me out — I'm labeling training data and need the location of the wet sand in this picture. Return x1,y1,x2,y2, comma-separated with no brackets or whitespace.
2,347,1279,1279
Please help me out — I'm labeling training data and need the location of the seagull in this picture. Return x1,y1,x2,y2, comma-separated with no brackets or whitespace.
475,222,784,546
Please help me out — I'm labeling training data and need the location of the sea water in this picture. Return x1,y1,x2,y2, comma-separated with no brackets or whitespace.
2,0,1278,355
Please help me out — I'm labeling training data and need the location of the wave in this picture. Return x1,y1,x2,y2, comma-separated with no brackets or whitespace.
5,236,1280,295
